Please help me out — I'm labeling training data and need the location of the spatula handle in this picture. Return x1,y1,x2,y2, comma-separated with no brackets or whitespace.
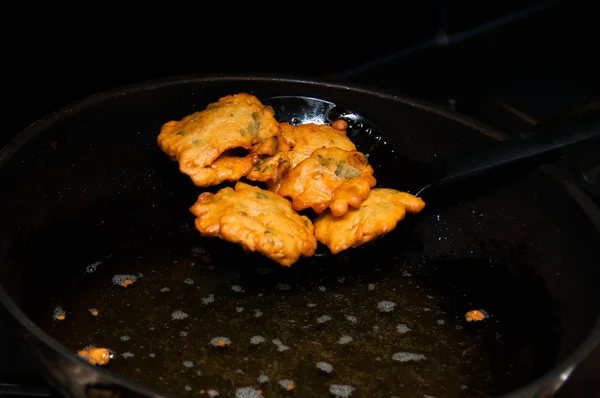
435,112,600,190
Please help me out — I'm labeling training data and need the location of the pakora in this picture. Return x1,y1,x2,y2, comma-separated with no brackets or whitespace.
245,148,290,182
313,188,425,254
189,181,317,266
277,147,377,216
278,122,357,168
157,93,280,187
465,309,489,322
157,92,427,264
247,122,356,187
77,347,112,366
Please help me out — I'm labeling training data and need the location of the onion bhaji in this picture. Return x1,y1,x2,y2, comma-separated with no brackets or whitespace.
189,181,317,266
277,147,377,217
157,93,280,187
313,188,426,254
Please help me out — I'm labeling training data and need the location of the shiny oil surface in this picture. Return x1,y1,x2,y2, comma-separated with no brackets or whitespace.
40,229,512,398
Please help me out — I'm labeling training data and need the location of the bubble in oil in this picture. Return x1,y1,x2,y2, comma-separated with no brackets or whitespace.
53,306,65,320
272,338,290,352
257,375,270,384
235,387,262,398
210,337,231,347
171,310,188,320
377,300,396,312
392,351,426,362
316,361,333,373
112,274,138,287
250,335,266,345
317,315,332,323
329,384,356,397
338,335,353,345
278,379,295,391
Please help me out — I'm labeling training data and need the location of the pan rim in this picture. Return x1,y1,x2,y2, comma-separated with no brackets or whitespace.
0,73,598,398
0,72,509,169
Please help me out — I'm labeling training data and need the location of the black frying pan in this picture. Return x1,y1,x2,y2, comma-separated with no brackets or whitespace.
0,75,599,398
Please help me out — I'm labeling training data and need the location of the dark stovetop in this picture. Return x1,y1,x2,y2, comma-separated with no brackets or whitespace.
2,1,600,397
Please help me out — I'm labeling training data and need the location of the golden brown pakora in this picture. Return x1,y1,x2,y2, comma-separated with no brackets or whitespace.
245,151,290,182
313,188,426,254
189,181,317,266
77,347,111,366
278,122,357,169
247,122,357,186
157,93,280,187
277,147,377,217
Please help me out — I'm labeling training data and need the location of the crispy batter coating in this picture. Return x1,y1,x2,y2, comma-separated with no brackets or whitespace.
277,147,377,217
279,122,356,169
246,151,290,182
189,181,317,266
331,119,349,131
314,188,426,254
157,93,280,187
248,122,356,186
77,347,111,366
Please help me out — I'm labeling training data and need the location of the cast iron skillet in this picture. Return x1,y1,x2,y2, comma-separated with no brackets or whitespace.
0,75,599,398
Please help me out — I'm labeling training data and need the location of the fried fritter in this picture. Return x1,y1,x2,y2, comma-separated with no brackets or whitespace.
189,181,317,266
247,122,357,186
313,188,426,254
157,93,280,187
277,147,377,217
279,122,356,169
245,151,290,182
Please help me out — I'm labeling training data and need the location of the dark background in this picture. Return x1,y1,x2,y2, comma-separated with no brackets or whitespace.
3,0,599,144
2,0,600,397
